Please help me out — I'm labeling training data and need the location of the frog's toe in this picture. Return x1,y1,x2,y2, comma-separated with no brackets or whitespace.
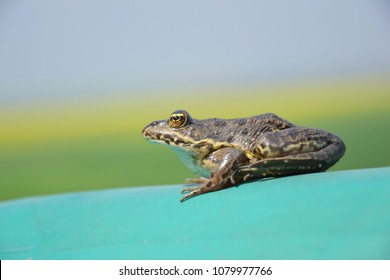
180,185,204,202
185,177,208,184
180,190,199,202
180,186,199,194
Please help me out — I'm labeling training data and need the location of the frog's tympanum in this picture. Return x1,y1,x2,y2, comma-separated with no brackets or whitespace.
142,110,346,202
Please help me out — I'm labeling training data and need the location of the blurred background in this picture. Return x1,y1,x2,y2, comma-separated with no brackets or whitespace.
1,0,389,201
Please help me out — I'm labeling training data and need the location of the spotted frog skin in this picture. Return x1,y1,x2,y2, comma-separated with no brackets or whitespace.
142,110,346,202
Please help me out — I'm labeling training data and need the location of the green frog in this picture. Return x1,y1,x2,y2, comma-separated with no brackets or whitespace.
142,110,346,202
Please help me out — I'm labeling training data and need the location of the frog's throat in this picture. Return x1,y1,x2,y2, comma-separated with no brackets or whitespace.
147,131,256,161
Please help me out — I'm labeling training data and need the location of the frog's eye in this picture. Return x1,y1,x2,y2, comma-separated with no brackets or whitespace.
169,111,189,128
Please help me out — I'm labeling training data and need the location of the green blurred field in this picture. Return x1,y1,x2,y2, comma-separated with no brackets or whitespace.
1,77,389,201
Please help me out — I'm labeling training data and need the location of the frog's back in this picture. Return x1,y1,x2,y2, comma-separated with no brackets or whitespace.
200,113,295,152
231,113,294,129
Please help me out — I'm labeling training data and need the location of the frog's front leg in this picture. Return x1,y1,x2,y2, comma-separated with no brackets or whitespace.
235,127,346,181
180,147,249,202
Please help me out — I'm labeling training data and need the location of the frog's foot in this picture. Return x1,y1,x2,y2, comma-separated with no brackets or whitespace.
180,148,248,202
180,178,235,202
180,186,199,194
180,185,205,202
180,178,208,200
185,177,208,184
180,172,242,202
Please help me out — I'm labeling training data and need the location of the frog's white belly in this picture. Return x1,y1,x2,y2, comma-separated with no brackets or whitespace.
170,146,211,178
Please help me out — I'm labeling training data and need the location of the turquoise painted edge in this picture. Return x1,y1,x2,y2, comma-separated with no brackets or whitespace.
0,167,389,260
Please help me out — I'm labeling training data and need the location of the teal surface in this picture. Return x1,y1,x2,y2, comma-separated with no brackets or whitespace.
0,167,389,260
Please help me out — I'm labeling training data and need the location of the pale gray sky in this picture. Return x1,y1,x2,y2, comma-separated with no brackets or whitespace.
0,0,389,105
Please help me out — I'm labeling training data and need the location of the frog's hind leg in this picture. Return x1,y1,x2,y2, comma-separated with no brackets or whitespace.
235,151,337,182
235,155,328,182
235,127,346,181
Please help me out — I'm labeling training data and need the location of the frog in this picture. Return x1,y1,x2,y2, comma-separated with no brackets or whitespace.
142,110,346,202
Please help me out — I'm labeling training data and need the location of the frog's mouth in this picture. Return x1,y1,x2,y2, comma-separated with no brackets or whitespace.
144,132,189,147
142,123,191,147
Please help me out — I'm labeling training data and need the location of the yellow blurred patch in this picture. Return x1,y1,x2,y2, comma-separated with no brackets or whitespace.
1,75,389,148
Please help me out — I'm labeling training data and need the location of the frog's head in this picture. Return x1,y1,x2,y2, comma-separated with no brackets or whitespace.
142,110,198,147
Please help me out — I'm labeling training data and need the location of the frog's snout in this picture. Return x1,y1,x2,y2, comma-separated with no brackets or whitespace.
142,120,163,139
142,123,152,138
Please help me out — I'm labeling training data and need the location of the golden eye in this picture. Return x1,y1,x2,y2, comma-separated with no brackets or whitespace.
169,110,189,128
